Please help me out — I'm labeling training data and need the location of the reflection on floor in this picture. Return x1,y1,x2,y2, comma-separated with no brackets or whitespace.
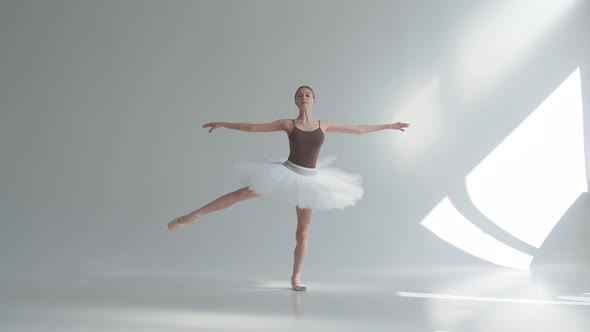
2,263,589,332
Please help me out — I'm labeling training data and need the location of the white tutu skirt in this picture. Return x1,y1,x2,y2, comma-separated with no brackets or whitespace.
234,156,363,210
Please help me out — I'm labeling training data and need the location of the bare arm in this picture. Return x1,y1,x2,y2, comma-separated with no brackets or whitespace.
324,121,409,134
203,119,290,133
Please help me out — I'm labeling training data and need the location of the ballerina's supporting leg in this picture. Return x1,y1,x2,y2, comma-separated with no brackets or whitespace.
168,186,261,230
291,207,313,291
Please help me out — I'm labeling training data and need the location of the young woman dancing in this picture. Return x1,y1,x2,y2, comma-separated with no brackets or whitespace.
168,86,409,291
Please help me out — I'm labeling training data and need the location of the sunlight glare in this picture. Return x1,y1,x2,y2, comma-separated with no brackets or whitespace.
390,76,441,169
454,0,578,102
397,291,590,306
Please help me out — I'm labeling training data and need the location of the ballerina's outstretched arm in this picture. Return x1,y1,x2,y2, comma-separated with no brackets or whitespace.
203,119,292,133
324,121,409,134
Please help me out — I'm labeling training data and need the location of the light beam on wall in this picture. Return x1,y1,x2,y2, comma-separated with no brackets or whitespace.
421,197,533,270
465,68,587,248
421,68,586,269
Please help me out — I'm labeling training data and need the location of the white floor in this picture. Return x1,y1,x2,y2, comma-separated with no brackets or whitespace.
2,264,589,332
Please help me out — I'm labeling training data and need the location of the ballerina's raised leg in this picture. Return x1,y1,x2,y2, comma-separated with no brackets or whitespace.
291,207,313,291
167,186,261,230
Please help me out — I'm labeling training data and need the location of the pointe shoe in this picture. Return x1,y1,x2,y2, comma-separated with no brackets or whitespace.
291,278,307,292
167,213,200,231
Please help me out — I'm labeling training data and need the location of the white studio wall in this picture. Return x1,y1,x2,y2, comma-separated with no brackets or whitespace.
1,0,588,280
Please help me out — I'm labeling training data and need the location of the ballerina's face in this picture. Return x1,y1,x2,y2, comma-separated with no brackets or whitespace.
295,87,316,109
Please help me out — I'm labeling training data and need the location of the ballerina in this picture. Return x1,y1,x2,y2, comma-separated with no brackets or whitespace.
168,86,409,291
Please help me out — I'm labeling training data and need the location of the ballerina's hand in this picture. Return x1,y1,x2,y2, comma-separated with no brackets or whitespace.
203,122,223,133
391,122,410,131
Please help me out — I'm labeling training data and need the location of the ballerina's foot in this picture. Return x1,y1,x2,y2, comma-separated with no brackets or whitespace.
167,213,200,231
291,278,307,292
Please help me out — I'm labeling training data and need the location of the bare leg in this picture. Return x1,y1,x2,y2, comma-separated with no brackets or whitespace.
291,207,313,291
167,186,260,230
